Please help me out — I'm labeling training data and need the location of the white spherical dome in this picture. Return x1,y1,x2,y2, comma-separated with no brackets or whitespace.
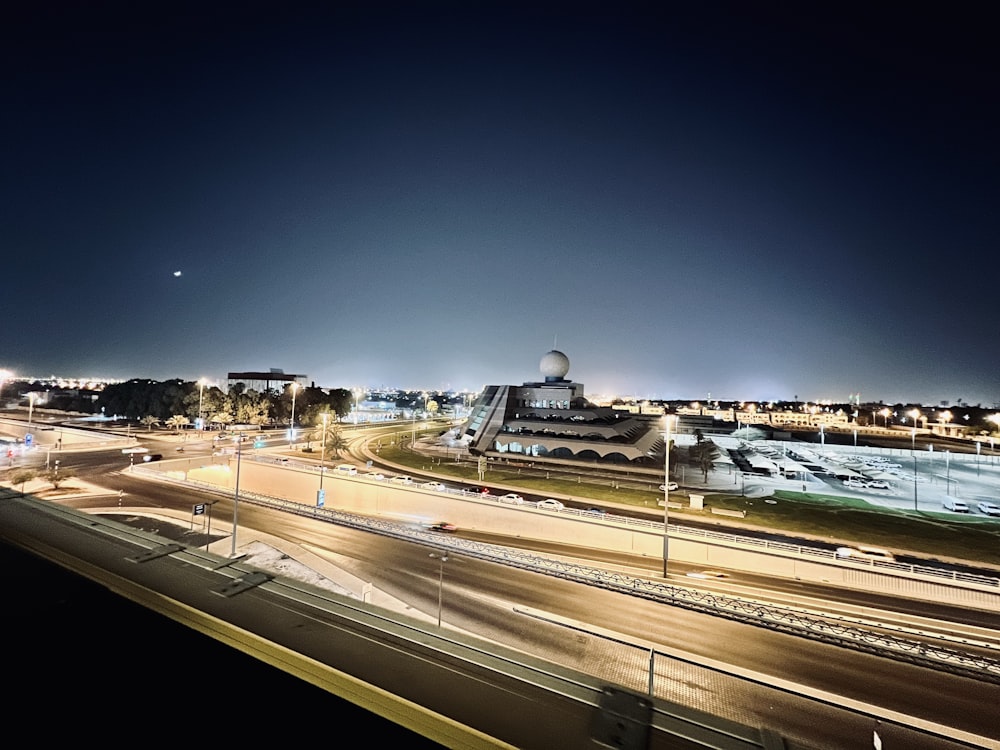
540,350,570,379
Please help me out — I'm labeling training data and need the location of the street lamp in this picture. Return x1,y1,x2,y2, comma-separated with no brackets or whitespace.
231,435,244,557
880,408,891,429
288,382,299,447
27,392,36,430
319,413,328,494
912,455,918,511
198,378,207,430
662,414,674,578
909,409,921,452
428,552,449,627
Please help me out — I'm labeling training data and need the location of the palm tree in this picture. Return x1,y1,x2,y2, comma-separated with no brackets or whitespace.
140,415,160,431
166,415,190,433
313,417,348,459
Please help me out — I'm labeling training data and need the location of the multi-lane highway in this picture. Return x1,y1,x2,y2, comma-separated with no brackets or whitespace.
5,421,1000,749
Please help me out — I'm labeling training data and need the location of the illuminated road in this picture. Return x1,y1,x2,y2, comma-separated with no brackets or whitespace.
55,478,998,749
15,427,1000,749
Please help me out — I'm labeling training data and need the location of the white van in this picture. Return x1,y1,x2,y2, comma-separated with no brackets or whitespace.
334,464,358,476
943,497,970,513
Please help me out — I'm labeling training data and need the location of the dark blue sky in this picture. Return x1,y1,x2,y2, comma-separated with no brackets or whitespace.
4,3,997,406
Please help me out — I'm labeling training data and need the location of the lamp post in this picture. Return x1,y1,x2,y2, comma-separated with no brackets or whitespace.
27,392,36,430
428,552,449,627
912,455,918,511
319,413,328,494
231,436,244,557
662,414,673,578
288,382,299,448
198,378,207,431
909,409,921,453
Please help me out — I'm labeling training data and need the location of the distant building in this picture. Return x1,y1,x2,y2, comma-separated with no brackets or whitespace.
226,369,307,394
458,350,664,465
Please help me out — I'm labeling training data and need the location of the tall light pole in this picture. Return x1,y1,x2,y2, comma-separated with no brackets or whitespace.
428,552,449,627
198,378,207,431
662,414,673,578
912,455,918,511
27,392,36,430
909,409,921,453
289,382,299,448
318,412,328,499
231,436,244,557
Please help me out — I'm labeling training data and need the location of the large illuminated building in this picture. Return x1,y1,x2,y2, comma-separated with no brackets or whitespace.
458,350,664,465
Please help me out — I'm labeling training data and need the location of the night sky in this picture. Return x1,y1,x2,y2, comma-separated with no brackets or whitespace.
4,3,997,405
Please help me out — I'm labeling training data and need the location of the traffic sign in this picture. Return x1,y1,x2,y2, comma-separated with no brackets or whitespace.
24,434,33,447
193,503,206,516
316,489,325,507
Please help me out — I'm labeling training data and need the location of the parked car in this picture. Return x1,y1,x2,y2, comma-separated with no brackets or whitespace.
842,478,866,488
976,501,1000,516
536,498,565,511
943,497,970,513
426,521,457,533
498,493,525,505
421,481,447,491
865,480,891,490
658,482,679,491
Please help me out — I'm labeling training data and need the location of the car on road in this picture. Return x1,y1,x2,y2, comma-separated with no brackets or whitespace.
364,472,385,481
658,482,679,491
584,507,606,516
464,486,491,496
334,464,358,475
686,570,729,579
864,480,891,490
842,478,866,488
142,453,163,462
536,498,565,511
836,545,895,562
498,493,525,505
421,481,447,491
426,521,457,533
976,501,1000,516
388,475,413,485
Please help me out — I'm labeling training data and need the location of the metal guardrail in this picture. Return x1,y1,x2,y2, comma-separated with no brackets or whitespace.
143,467,1000,685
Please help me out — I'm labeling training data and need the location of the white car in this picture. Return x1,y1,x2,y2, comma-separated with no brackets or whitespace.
498,493,525,505
536,498,564,511
842,478,866,488
977,501,1000,517
421,481,447,491
659,482,679,491
364,472,385,481
388,475,413,485
865,480,891,490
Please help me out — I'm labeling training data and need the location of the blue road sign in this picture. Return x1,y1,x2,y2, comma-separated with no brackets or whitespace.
24,434,33,447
